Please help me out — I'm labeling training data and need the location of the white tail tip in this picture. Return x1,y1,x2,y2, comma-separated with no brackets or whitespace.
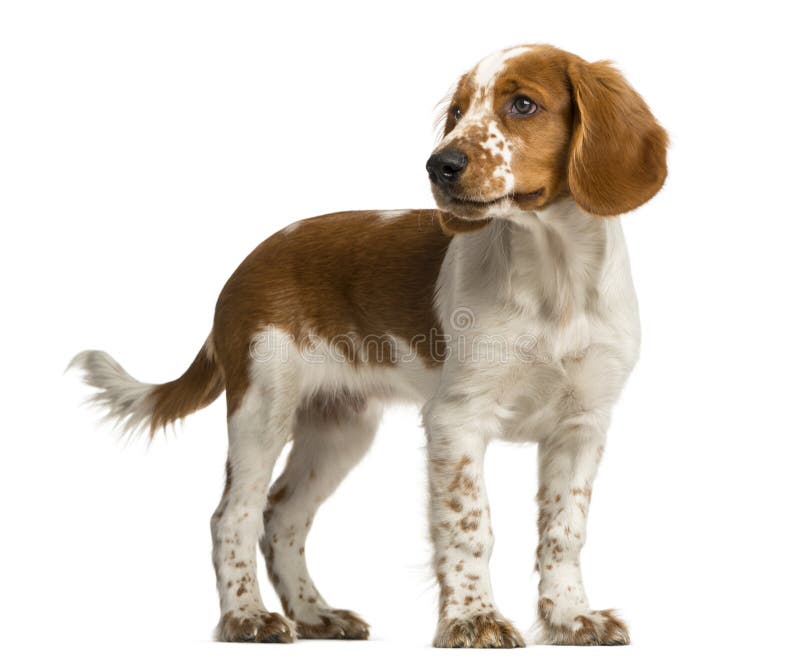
68,350,156,437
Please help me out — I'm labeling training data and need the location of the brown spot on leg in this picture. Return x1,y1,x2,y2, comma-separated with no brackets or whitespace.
459,516,479,532
447,497,463,513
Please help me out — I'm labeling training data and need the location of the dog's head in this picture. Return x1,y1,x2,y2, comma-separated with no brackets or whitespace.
427,45,668,229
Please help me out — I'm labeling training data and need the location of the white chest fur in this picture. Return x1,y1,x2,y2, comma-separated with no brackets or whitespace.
431,199,641,443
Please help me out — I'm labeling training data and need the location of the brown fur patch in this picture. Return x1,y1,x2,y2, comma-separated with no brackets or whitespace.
148,343,225,436
446,497,464,513
212,210,458,414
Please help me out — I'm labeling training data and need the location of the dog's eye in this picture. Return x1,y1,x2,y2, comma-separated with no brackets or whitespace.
511,96,537,116
452,106,462,121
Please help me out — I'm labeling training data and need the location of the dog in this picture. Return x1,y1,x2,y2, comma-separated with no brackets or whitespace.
72,44,667,647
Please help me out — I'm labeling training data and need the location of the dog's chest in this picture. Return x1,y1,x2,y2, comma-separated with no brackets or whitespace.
463,294,600,442
433,210,640,442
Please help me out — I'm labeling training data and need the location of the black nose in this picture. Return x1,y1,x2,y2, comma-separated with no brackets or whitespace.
426,149,468,185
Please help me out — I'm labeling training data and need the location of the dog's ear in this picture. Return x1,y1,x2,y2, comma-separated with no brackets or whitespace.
566,59,668,216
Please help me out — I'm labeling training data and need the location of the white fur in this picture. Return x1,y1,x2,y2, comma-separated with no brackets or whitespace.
473,46,532,90
282,219,303,235
376,209,412,221
249,327,439,405
68,350,155,436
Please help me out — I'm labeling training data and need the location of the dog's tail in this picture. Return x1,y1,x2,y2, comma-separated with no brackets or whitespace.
69,336,225,438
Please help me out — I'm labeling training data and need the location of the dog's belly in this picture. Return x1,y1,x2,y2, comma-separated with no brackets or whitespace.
254,303,635,444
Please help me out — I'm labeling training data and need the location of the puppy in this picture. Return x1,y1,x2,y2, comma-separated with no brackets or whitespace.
72,44,667,647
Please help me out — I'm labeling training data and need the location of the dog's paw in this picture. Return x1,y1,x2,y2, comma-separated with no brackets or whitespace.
535,598,630,645
294,608,370,640
434,610,525,648
216,609,296,643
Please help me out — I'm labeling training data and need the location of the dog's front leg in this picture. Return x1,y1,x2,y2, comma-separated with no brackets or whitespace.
534,411,630,645
424,398,524,648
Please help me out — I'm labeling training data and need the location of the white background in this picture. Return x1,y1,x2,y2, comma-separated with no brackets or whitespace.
2,1,798,666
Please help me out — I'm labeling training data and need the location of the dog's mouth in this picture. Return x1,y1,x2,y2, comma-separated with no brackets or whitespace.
451,190,544,207
434,188,545,218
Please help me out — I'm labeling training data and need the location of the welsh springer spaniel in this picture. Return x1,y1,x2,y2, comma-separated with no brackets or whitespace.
73,44,667,647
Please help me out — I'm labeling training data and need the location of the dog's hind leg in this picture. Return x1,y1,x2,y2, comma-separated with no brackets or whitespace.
261,395,381,639
211,377,298,643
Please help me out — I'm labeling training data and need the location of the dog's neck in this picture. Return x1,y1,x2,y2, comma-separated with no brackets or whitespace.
487,199,610,323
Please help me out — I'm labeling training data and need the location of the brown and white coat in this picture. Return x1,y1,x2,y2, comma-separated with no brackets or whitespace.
73,44,667,647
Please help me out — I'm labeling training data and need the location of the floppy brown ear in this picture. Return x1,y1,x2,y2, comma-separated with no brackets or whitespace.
566,59,668,216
